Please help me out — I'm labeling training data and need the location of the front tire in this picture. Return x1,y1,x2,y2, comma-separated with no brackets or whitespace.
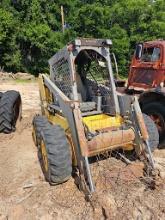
32,115,50,147
36,120,72,184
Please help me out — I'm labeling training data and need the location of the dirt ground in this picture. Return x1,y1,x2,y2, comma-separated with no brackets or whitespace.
0,80,165,220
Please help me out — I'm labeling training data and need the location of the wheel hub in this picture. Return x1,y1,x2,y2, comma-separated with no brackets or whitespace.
40,140,48,172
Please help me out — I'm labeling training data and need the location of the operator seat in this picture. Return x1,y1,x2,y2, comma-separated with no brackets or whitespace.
76,72,102,114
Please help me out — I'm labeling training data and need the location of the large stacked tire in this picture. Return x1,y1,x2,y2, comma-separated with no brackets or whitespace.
0,90,21,133
33,115,72,184
143,113,159,152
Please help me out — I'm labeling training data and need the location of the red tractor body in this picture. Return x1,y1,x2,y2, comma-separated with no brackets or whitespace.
127,40,165,91
125,40,165,146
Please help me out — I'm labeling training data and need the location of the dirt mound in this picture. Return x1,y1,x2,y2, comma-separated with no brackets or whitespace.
15,72,35,80
0,72,35,81
0,81,40,111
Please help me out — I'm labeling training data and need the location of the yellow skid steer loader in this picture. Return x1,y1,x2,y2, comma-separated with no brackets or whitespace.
33,38,159,195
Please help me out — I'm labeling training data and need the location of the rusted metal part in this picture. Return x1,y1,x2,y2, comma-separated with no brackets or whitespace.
127,40,165,91
73,106,89,157
136,113,149,141
66,131,77,166
133,96,149,141
96,126,121,132
87,128,135,156
149,113,165,134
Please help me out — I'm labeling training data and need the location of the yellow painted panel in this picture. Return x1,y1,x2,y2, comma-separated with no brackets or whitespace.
38,75,46,101
82,114,123,132
48,114,69,131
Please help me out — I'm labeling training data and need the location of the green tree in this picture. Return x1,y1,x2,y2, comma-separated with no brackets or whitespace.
0,0,164,75
0,8,22,71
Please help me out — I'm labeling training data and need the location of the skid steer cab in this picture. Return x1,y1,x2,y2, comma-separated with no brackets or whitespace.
33,38,158,195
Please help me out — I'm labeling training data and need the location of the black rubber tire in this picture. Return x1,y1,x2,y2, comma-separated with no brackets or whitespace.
38,123,72,184
32,115,50,147
143,113,159,152
0,90,21,133
0,92,3,100
142,102,165,144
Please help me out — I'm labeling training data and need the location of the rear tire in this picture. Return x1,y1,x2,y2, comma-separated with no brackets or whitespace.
142,102,165,144
143,113,159,152
37,121,72,184
0,90,21,133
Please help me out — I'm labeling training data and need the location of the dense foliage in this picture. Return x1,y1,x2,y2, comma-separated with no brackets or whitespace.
0,0,164,76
